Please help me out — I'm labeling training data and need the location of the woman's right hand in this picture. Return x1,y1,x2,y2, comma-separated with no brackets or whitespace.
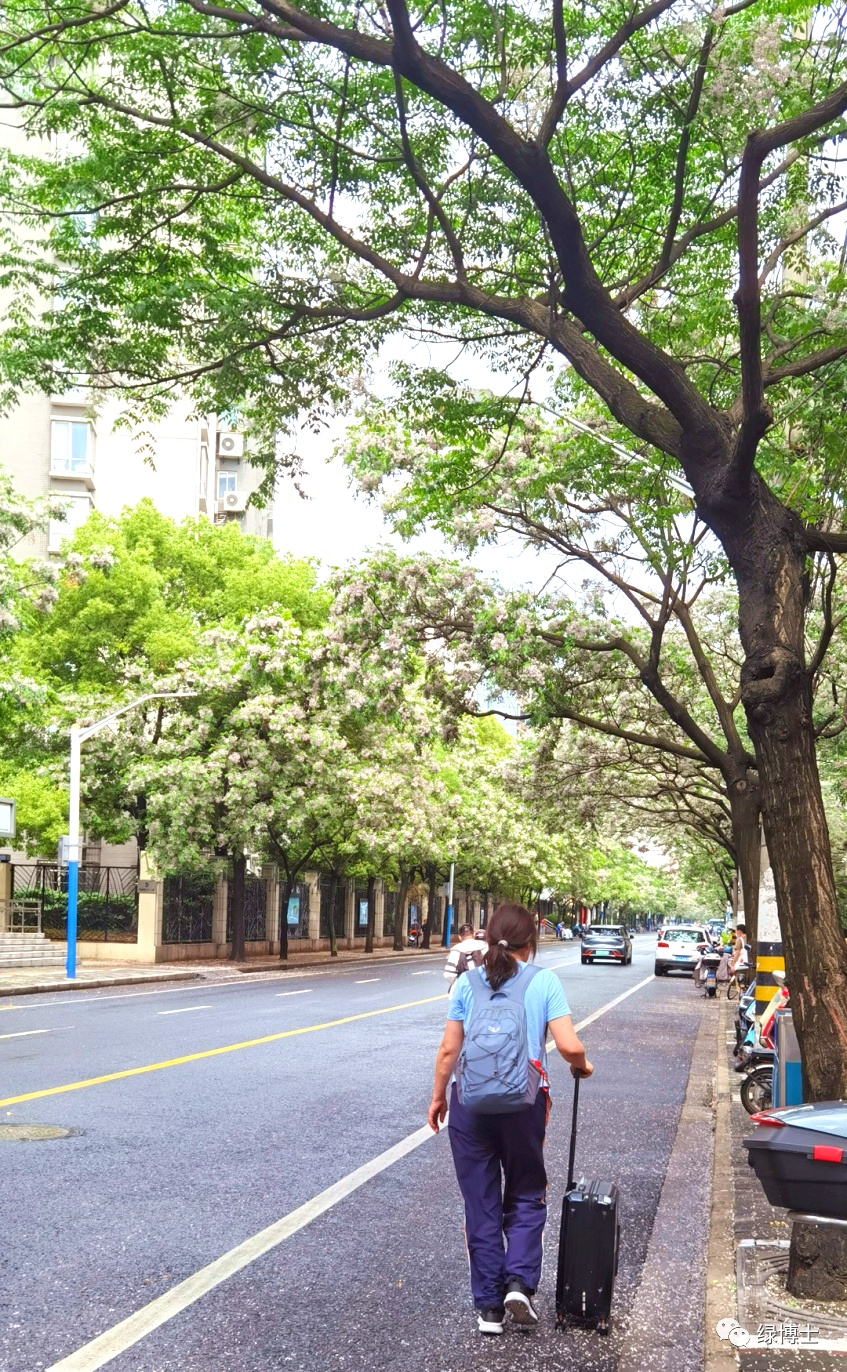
570,1059,594,1079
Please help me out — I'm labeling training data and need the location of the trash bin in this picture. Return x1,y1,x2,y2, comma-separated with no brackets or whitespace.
773,1008,804,1108
743,1103,847,1218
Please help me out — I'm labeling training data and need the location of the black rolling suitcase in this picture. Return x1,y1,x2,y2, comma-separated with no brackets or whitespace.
555,1075,620,1334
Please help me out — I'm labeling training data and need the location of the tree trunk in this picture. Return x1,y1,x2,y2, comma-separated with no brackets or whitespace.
728,783,761,954
328,872,339,957
278,873,293,962
727,518,847,1101
421,865,437,950
365,874,376,955
393,867,410,951
229,854,246,963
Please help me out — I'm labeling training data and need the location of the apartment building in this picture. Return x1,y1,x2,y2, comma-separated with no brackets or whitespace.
2,385,272,557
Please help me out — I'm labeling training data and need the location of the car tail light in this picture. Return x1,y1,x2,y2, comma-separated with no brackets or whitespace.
657,941,669,948
750,1112,785,1126
813,1145,844,1164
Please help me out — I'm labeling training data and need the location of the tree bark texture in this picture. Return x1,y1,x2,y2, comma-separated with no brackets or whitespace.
422,865,437,949
729,785,762,954
392,868,410,951
365,874,376,955
229,854,246,963
278,873,292,962
328,872,339,957
788,1221,847,1300
720,503,847,1101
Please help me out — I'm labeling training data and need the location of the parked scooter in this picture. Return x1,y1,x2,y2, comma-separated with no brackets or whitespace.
700,945,723,998
734,975,789,1115
694,940,724,997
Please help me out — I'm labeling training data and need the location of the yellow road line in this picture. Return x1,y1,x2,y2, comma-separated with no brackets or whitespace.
0,994,446,1108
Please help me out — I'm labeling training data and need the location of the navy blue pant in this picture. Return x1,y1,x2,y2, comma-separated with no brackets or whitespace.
448,1082,549,1309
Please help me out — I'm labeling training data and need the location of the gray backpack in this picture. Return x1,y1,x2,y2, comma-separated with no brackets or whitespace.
456,965,542,1114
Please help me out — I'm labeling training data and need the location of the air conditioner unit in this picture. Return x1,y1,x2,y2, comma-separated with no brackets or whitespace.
218,432,244,457
222,491,247,513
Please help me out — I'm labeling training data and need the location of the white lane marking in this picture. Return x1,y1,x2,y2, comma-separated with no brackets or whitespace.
0,1029,53,1041
46,1119,441,1372
2,959,432,1010
546,973,655,1050
276,990,313,998
354,978,380,984
543,958,581,970
410,971,432,976
156,1006,213,1016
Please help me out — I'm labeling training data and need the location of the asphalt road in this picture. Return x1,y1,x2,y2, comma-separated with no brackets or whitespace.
0,936,708,1372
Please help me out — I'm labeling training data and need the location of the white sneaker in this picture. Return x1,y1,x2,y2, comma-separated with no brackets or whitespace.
477,1307,505,1335
504,1280,539,1325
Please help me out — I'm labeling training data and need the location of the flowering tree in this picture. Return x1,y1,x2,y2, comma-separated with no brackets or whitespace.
1,0,846,1092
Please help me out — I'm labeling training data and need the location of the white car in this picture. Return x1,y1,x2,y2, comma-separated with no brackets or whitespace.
654,925,710,976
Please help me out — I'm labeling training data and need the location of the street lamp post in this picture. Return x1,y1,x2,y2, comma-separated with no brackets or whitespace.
65,692,195,979
444,861,455,950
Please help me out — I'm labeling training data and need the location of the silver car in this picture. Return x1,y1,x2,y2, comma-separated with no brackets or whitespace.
654,925,710,976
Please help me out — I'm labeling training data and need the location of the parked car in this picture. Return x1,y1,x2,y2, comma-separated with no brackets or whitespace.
654,924,711,976
581,926,633,966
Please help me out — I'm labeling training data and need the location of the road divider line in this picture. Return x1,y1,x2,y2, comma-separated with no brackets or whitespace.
410,971,432,976
546,973,655,1050
354,978,380,984
45,1118,441,1372
276,990,312,998
0,1029,52,1041
0,995,447,1109
157,1006,214,1016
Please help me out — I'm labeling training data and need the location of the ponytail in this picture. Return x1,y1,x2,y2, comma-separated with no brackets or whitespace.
483,904,537,990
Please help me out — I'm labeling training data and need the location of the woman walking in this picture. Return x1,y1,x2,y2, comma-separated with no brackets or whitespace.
427,903,592,1335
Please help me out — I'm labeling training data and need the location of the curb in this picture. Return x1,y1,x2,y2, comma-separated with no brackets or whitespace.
0,971,202,998
705,993,739,1370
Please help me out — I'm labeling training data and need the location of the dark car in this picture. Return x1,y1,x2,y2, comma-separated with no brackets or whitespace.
581,926,633,966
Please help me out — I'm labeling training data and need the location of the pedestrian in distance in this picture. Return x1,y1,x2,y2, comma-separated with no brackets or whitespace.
443,922,488,993
427,903,593,1337
730,923,750,978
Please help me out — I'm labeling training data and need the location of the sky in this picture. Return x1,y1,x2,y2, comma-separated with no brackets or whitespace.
271,335,572,592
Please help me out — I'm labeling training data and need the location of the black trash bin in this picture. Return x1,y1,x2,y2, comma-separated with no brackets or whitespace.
743,1103,847,1218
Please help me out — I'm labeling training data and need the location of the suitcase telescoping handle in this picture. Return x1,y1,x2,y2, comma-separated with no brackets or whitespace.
567,1073,580,1192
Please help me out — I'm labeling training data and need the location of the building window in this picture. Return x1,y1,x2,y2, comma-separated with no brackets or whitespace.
51,420,91,475
48,496,91,553
217,471,237,498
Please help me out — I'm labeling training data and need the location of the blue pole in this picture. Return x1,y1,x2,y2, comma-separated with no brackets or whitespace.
444,861,453,949
66,858,78,979
67,724,81,980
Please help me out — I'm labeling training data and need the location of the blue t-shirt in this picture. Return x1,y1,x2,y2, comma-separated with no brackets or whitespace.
447,962,570,1069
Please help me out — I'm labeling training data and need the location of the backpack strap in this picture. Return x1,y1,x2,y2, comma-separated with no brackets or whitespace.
467,963,540,1003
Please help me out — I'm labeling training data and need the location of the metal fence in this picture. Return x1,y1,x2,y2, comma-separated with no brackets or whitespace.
279,880,310,939
162,873,216,944
12,863,138,942
226,874,267,943
0,898,42,934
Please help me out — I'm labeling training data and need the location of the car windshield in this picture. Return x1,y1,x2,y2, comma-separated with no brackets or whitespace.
665,929,705,943
587,928,623,939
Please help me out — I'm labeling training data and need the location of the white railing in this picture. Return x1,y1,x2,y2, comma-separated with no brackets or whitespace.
0,900,43,935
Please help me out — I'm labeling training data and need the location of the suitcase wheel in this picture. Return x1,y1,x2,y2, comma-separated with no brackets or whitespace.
597,1318,611,1336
